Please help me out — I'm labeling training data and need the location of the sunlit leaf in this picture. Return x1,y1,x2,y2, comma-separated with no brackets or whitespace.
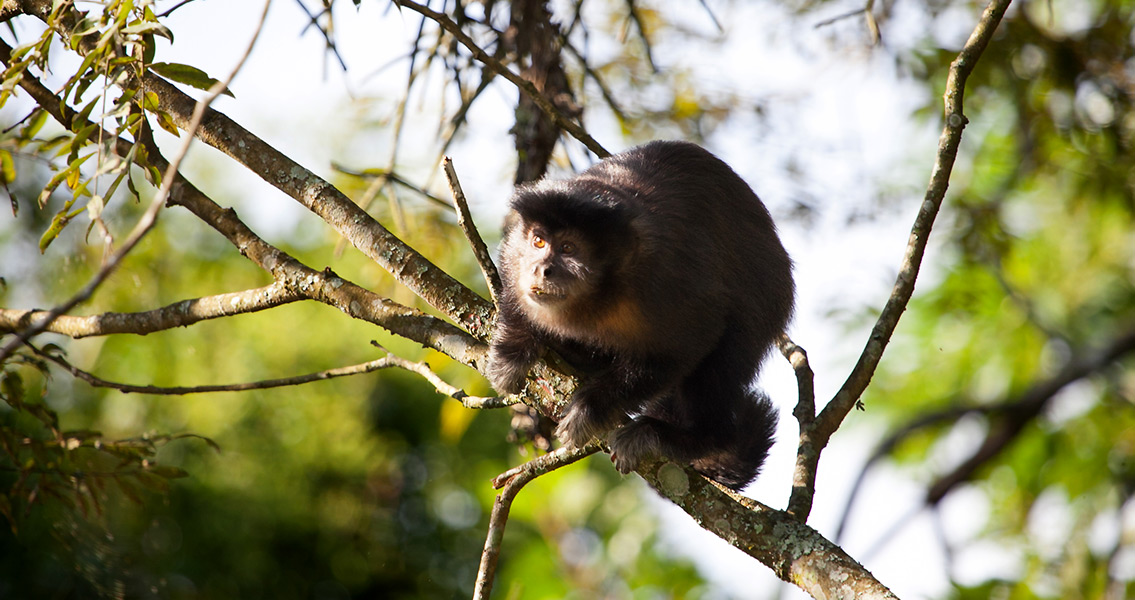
150,62,234,97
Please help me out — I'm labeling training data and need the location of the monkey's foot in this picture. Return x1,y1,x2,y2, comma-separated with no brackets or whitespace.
484,349,531,395
609,419,664,475
555,400,617,449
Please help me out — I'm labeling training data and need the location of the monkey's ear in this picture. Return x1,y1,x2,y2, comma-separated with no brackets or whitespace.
502,209,523,235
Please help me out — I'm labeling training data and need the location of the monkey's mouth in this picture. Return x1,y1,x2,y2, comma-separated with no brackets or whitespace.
528,286,566,301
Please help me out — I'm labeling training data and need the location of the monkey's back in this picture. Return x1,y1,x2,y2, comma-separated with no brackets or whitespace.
576,140,795,362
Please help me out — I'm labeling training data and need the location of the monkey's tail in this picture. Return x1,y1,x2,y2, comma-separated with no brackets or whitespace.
690,391,778,491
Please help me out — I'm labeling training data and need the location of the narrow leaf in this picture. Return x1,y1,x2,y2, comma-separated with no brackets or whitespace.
150,62,234,98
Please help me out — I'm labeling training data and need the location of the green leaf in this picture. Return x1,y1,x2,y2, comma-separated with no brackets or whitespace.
38,152,92,208
150,62,234,98
155,110,180,137
1,371,25,405
21,108,48,139
0,150,16,185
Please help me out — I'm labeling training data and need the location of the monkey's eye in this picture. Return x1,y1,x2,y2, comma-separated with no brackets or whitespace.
532,235,547,249
559,241,577,255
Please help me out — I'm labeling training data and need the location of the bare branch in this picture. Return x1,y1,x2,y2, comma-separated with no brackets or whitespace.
925,327,1135,504
292,0,348,72
0,283,303,339
778,336,818,521
28,339,502,403
474,442,602,600
369,341,514,410
136,70,495,338
634,460,898,599
443,157,501,305
624,0,658,73
750,0,1014,528
836,326,1135,547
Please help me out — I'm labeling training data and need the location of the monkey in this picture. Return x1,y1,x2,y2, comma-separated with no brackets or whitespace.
485,140,794,491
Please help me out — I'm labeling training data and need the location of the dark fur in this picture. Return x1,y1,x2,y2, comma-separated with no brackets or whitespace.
486,140,794,491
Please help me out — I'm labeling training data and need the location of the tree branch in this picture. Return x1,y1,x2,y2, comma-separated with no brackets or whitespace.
0,283,303,339
443,157,501,304
836,325,1135,545
135,70,496,337
636,460,898,599
474,441,603,600
0,36,489,372
778,336,819,521
817,0,1011,441
28,340,506,408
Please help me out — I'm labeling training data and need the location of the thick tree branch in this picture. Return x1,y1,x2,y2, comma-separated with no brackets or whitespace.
637,460,898,599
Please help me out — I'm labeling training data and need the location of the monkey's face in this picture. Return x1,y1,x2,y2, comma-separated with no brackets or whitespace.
510,226,601,312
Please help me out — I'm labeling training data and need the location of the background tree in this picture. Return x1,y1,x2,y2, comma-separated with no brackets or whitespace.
0,1,1132,599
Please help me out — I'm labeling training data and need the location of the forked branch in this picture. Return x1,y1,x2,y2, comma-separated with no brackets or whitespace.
783,0,1013,524
474,441,603,600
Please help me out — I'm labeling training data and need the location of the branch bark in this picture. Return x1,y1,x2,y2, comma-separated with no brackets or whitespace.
0,284,302,339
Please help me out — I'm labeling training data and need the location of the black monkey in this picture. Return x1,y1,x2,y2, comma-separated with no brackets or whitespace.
486,140,794,490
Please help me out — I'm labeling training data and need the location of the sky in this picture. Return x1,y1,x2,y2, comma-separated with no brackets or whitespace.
1,0,1023,598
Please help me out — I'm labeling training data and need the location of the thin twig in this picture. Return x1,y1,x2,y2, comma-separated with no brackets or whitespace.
29,339,507,409
329,162,451,209
157,0,201,18
474,441,602,600
443,157,501,305
624,0,658,73
292,0,348,71
396,0,610,159
368,341,514,409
